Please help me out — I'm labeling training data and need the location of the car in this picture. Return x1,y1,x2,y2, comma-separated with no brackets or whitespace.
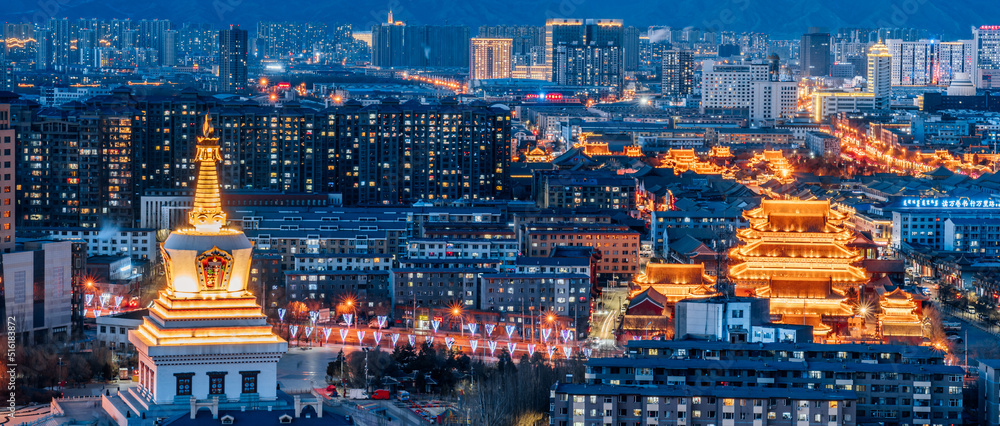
947,335,964,344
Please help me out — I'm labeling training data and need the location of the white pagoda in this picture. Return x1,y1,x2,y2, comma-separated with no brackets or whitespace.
124,116,287,411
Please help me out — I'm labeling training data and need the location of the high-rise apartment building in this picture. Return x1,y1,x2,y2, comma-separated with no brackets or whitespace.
3,23,36,65
470,38,512,80
0,94,15,253
46,18,72,70
661,49,694,96
478,25,545,67
371,16,470,69
887,38,937,86
137,19,172,65
544,18,585,78
623,26,640,72
938,40,975,85
256,21,303,59
16,101,138,229
325,98,511,205
547,19,625,92
218,25,248,93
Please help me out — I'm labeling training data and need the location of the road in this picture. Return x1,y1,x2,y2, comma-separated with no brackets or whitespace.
281,324,588,364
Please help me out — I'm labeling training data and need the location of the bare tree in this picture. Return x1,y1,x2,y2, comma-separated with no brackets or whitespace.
468,373,516,426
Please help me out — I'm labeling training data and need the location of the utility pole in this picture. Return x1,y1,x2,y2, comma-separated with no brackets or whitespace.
364,348,370,393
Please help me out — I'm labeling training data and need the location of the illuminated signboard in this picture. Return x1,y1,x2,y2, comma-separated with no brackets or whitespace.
900,198,1000,208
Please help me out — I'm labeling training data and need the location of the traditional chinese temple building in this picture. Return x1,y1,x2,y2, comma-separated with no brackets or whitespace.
878,287,925,341
728,199,869,294
524,145,551,163
753,277,852,340
630,263,717,305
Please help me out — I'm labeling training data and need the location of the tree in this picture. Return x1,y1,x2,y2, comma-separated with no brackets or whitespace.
844,286,860,314
392,343,418,369
467,372,516,426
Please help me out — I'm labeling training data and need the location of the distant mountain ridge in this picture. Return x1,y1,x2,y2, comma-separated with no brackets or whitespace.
2,0,994,39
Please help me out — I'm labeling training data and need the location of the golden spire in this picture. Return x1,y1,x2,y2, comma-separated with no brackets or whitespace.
188,115,226,233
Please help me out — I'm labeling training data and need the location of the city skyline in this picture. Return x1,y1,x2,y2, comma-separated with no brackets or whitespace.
3,2,1000,425
1,0,998,39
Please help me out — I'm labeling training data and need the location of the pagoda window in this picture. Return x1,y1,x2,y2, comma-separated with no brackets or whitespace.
240,371,259,394
175,373,194,396
208,372,227,395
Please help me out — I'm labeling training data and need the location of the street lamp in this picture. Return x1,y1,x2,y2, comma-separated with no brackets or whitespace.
451,306,465,338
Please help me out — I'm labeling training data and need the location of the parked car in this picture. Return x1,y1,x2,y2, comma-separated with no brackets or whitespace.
347,388,368,400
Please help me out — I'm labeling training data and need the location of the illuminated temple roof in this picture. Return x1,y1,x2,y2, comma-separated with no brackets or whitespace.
631,263,717,303
729,199,868,286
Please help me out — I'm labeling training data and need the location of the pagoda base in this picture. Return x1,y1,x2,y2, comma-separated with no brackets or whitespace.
103,386,294,426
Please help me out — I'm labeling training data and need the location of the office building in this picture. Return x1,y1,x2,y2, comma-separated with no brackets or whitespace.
890,196,1000,254
868,41,892,109
218,25,248,93
750,80,798,122
371,16,407,67
801,28,831,77
700,60,769,116
661,49,695,96
981,359,1000,426
974,25,1000,89
813,42,890,120
805,131,841,157
1,240,73,344
701,57,798,121
470,38,512,80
